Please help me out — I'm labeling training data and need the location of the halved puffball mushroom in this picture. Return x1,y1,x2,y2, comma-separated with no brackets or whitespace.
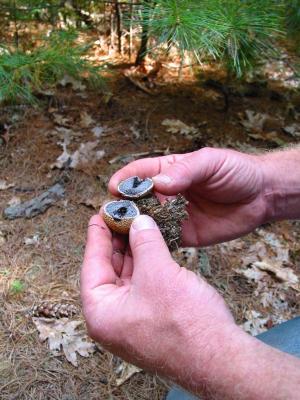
117,176,153,199
103,200,140,234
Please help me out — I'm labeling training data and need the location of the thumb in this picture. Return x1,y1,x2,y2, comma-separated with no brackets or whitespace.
129,215,176,277
152,157,193,195
152,148,221,195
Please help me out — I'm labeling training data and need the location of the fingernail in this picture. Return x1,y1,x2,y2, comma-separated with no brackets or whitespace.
153,174,172,185
132,215,158,231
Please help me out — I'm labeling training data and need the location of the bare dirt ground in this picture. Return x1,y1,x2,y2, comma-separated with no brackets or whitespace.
1,58,300,399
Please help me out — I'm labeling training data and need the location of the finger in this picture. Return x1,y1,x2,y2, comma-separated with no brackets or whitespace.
81,215,117,292
112,233,128,276
129,215,178,282
120,247,134,279
112,232,128,253
108,154,186,196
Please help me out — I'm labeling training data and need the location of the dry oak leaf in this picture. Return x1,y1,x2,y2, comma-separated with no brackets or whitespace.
59,74,86,91
240,110,268,132
241,310,268,336
33,317,95,367
162,119,198,136
0,180,14,190
253,261,299,291
115,361,142,387
80,111,95,128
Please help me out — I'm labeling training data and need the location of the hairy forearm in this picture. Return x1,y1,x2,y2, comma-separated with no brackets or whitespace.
174,326,300,400
261,147,300,221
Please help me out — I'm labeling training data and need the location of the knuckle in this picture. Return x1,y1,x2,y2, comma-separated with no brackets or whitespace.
198,146,216,157
132,231,160,251
89,214,100,224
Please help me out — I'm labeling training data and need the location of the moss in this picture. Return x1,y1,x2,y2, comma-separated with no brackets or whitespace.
135,194,188,252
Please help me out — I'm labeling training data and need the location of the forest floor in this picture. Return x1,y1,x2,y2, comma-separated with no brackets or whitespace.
1,52,300,400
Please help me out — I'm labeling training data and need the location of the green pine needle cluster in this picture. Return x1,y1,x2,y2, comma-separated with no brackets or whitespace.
0,30,104,105
137,0,284,76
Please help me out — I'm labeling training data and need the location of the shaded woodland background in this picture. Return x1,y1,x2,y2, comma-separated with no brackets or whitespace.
0,1,300,399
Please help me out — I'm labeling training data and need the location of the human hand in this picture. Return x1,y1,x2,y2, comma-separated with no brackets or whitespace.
109,148,268,246
81,213,238,388
81,213,300,399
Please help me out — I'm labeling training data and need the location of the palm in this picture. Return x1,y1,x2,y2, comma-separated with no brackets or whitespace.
81,218,235,368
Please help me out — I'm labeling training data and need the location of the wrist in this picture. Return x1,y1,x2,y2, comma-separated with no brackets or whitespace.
183,324,249,397
259,149,300,221
165,322,245,396
179,324,300,400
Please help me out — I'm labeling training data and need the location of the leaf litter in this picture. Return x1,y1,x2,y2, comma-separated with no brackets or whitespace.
239,110,286,145
218,226,300,335
80,111,95,128
162,119,199,137
283,123,300,138
32,317,95,367
240,110,268,132
58,74,87,91
0,180,14,190
114,361,142,387
52,135,105,169
50,111,106,169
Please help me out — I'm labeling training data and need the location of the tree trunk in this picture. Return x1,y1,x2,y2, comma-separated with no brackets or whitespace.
135,0,153,66
115,0,122,54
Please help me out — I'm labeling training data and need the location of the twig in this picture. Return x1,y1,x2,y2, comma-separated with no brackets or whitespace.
145,105,159,139
109,149,168,164
124,73,155,95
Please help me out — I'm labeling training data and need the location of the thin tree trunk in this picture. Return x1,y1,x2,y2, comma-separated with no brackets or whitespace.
129,0,133,60
12,0,19,48
110,5,115,54
135,0,152,66
115,0,122,54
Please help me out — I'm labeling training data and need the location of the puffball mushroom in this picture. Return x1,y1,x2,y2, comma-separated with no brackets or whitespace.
103,200,140,234
102,176,188,250
118,176,154,199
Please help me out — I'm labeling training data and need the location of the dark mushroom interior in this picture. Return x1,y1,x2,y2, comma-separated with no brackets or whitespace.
105,200,138,221
118,176,153,198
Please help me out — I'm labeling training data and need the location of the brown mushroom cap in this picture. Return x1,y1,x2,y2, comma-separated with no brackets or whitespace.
103,200,140,234
117,176,154,199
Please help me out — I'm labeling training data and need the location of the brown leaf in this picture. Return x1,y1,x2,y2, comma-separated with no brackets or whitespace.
0,180,14,190
53,113,72,126
253,261,299,290
80,111,95,128
115,361,142,386
32,318,95,367
162,119,198,136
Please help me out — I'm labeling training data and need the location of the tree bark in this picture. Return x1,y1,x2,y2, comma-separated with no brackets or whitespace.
115,0,122,53
135,0,152,65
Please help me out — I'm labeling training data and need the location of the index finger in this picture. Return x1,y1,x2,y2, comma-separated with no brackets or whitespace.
108,154,186,196
81,214,117,293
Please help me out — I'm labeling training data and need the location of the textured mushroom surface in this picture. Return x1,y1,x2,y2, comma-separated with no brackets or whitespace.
118,176,153,199
104,176,188,250
103,200,140,234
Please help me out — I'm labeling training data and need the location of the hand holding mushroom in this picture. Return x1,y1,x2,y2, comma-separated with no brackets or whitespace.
81,147,300,399
109,147,269,246
81,211,239,397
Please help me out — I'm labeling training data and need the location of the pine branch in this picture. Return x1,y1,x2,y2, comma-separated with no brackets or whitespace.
0,30,105,105
134,0,284,76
